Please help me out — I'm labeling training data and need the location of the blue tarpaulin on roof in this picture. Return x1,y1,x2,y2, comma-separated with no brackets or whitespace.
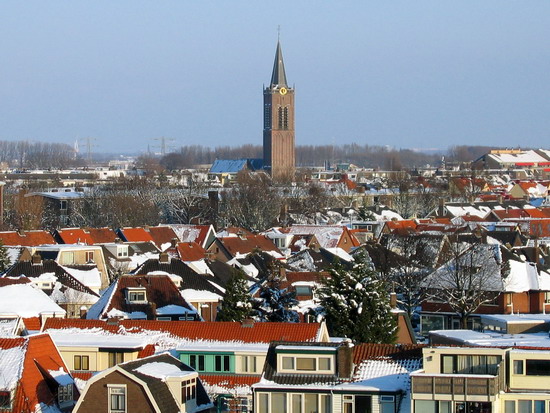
209,159,263,173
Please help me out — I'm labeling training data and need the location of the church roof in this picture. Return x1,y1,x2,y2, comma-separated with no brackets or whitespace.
270,40,288,88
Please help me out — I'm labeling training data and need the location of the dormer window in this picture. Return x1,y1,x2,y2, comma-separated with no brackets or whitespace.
126,288,147,303
58,383,73,405
181,378,196,403
279,354,334,374
85,251,94,263
117,246,129,258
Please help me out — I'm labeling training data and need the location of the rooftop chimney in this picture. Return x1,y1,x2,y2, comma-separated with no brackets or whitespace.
241,318,255,328
159,252,170,264
31,252,42,265
337,339,354,379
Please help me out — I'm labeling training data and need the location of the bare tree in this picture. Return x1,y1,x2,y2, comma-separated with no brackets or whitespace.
422,237,503,328
218,171,282,232
382,234,437,320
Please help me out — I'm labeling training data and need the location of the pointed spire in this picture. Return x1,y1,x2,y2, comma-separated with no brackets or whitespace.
270,40,288,89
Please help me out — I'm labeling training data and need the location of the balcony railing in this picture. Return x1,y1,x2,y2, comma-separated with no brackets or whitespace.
412,363,505,398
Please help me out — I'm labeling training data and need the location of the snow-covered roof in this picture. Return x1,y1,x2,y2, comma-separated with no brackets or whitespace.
430,329,550,348
134,361,195,380
0,284,66,317
0,344,25,391
62,265,102,290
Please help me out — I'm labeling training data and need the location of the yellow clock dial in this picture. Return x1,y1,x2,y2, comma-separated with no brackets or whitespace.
279,87,287,95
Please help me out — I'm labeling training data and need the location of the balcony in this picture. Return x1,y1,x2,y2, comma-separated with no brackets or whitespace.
412,364,505,401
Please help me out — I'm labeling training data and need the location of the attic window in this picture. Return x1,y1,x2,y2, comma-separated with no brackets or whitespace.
117,246,129,258
58,384,73,405
181,378,196,403
127,288,147,303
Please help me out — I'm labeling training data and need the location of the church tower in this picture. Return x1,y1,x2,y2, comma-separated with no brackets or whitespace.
263,40,295,181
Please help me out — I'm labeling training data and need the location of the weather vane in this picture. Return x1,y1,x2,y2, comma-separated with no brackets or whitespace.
278,25,281,41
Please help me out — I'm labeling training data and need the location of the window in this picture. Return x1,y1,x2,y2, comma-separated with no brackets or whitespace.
545,292,550,304
109,386,126,413
282,357,294,369
85,251,94,263
117,246,129,258
127,290,146,303
108,352,124,367
189,355,205,371
271,393,286,412
241,355,257,373
441,354,502,375
514,360,524,374
58,384,73,404
295,286,313,296
318,357,331,371
156,317,171,321
0,391,11,409
60,200,68,210
74,355,89,370
215,355,230,372
296,358,316,371
292,394,302,413
526,360,550,376
505,401,516,413
62,251,75,265
343,395,354,413
258,393,269,413
264,104,271,129
181,378,196,402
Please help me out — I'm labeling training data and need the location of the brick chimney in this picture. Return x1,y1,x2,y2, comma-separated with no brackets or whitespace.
159,252,170,264
337,339,354,379
241,318,255,328
31,251,42,265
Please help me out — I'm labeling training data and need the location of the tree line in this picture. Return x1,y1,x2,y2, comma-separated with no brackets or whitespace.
160,144,501,170
0,140,84,169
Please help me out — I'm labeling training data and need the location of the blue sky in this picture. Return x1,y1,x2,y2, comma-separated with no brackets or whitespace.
1,1,549,154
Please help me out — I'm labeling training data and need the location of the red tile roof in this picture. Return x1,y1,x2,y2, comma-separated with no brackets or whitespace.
23,317,42,331
119,227,154,243
176,242,207,261
352,343,424,365
55,228,95,245
148,226,178,248
219,235,281,256
385,220,417,231
0,276,31,286
0,230,55,246
43,318,324,343
201,374,260,389
87,227,118,244
0,334,73,412
102,275,195,319
525,209,550,219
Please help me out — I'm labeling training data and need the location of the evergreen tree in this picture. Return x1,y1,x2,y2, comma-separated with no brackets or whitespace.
318,253,397,343
255,269,299,323
0,241,11,273
216,269,252,322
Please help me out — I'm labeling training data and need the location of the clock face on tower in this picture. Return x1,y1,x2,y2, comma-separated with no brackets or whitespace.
279,87,287,95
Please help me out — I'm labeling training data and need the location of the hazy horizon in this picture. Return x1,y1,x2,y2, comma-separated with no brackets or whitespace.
1,1,549,153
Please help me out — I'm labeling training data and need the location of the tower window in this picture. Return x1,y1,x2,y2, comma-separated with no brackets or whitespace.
278,106,289,130
264,104,271,129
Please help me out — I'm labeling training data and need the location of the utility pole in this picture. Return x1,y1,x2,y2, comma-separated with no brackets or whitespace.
152,136,175,156
79,137,96,163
